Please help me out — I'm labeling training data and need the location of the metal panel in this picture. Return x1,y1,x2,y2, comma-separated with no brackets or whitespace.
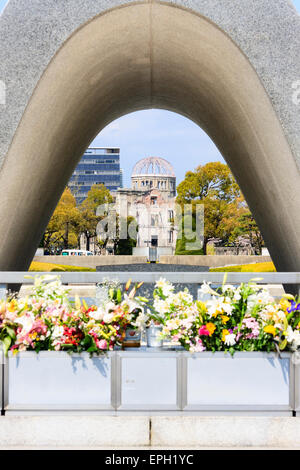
118,351,180,410
183,352,292,413
5,351,113,413
1,348,297,415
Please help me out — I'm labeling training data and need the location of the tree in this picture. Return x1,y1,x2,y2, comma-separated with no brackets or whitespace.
176,162,240,205
43,188,82,252
79,184,113,251
231,212,264,254
176,163,244,254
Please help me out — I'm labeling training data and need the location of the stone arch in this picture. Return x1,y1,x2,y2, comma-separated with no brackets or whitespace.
0,0,299,271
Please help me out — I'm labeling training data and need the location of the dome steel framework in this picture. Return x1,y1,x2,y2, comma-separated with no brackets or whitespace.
132,157,175,177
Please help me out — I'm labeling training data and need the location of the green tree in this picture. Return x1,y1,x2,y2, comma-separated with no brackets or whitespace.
176,162,240,205
79,184,113,251
43,188,81,252
231,212,264,254
175,163,248,254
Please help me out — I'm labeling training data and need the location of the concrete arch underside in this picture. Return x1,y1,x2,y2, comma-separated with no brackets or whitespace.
0,0,299,272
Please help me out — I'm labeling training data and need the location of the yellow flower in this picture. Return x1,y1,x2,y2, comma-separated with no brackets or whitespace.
221,315,229,324
7,299,18,312
197,301,207,312
212,310,222,318
206,323,216,336
264,325,276,337
279,299,290,314
222,329,229,342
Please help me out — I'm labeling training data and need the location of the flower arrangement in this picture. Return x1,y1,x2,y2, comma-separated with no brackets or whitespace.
1,274,300,356
152,277,300,354
0,275,143,355
95,278,148,331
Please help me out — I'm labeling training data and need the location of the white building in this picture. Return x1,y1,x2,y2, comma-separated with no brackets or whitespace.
112,157,178,254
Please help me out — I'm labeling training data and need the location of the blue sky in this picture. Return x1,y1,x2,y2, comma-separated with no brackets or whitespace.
92,110,222,187
294,0,300,10
0,0,7,12
1,0,299,185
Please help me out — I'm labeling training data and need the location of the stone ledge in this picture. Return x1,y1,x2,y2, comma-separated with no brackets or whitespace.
0,416,149,448
1,416,300,448
151,416,300,449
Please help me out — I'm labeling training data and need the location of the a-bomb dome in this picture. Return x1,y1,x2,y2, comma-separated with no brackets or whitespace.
132,157,175,177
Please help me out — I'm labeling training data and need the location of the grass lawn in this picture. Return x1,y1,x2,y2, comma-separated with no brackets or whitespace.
210,262,276,273
29,261,96,272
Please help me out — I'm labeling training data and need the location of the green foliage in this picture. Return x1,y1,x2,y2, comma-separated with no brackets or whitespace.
115,237,136,255
79,184,114,251
230,212,264,254
43,187,82,251
176,162,240,204
176,162,263,253
175,236,204,255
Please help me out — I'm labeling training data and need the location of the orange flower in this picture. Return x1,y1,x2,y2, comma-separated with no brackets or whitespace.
221,315,229,324
206,322,216,336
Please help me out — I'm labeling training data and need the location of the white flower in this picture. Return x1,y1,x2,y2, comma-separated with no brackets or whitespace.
246,290,274,313
199,281,218,297
233,291,242,302
51,325,64,339
224,333,236,346
153,298,170,315
259,304,284,322
155,278,174,297
103,312,115,324
206,297,234,317
122,294,140,313
16,313,35,333
172,290,193,306
131,311,149,329
222,284,235,293
286,326,300,350
89,308,105,321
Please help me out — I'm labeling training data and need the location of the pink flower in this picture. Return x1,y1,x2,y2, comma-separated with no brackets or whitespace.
191,339,206,352
198,326,210,336
242,317,259,337
98,339,107,350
